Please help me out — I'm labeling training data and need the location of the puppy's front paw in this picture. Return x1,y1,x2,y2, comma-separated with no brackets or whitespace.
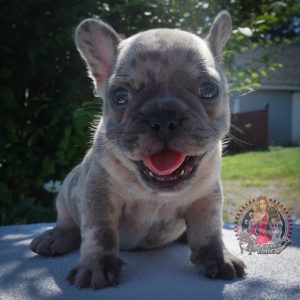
67,254,124,289
191,247,246,280
30,227,80,256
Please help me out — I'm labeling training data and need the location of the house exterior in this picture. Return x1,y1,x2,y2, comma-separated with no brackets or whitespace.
230,43,300,146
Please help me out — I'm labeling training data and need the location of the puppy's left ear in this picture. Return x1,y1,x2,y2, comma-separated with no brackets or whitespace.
205,11,232,60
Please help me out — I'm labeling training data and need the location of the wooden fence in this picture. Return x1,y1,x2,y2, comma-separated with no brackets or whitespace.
225,104,269,153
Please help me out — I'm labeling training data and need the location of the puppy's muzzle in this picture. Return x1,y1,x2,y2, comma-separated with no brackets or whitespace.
141,96,188,140
146,112,179,137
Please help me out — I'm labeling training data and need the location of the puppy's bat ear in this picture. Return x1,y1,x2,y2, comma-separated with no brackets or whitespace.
205,11,232,61
75,19,121,97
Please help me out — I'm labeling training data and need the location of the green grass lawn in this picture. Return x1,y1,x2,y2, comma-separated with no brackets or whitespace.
222,146,300,180
221,146,300,222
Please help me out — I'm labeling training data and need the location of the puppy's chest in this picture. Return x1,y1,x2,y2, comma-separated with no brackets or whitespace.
118,200,186,250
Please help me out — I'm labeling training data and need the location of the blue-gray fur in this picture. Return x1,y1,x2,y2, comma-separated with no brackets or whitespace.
30,11,246,289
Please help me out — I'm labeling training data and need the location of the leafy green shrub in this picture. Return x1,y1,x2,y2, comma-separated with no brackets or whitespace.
0,2,101,224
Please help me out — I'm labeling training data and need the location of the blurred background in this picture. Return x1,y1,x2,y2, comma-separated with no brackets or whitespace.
1,0,300,225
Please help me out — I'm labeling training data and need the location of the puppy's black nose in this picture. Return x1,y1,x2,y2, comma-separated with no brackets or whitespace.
147,112,179,133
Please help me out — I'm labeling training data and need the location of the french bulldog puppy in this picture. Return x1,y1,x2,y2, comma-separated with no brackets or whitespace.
30,11,246,289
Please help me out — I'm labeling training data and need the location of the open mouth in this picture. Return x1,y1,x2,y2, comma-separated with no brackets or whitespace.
138,149,205,189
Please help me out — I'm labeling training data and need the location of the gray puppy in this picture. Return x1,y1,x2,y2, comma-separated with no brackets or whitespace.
30,11,246,289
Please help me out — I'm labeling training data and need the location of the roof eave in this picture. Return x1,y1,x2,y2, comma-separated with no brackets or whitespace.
257,84,300,91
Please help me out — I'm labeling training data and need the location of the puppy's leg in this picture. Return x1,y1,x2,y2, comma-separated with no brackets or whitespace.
30,193,80,256
185,182,246,279
67,168,124,289
177,231,188,244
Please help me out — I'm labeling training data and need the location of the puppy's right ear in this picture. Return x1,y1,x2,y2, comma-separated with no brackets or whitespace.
75,19,120,97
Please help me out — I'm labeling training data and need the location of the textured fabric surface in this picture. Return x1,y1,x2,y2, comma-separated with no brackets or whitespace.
0,223,299,300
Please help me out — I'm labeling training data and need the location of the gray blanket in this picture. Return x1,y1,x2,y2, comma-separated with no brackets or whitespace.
0,223,299,300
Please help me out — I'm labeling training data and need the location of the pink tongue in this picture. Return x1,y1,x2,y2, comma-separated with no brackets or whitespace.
143,149,186,176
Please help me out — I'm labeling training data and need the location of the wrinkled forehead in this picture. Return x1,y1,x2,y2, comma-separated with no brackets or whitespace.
110,29,219,89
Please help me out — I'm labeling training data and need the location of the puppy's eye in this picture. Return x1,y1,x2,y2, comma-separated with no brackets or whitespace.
198,82,218,100
111,88,130,106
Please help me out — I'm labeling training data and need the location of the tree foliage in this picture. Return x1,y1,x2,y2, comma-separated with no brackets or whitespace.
1,0,299,225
